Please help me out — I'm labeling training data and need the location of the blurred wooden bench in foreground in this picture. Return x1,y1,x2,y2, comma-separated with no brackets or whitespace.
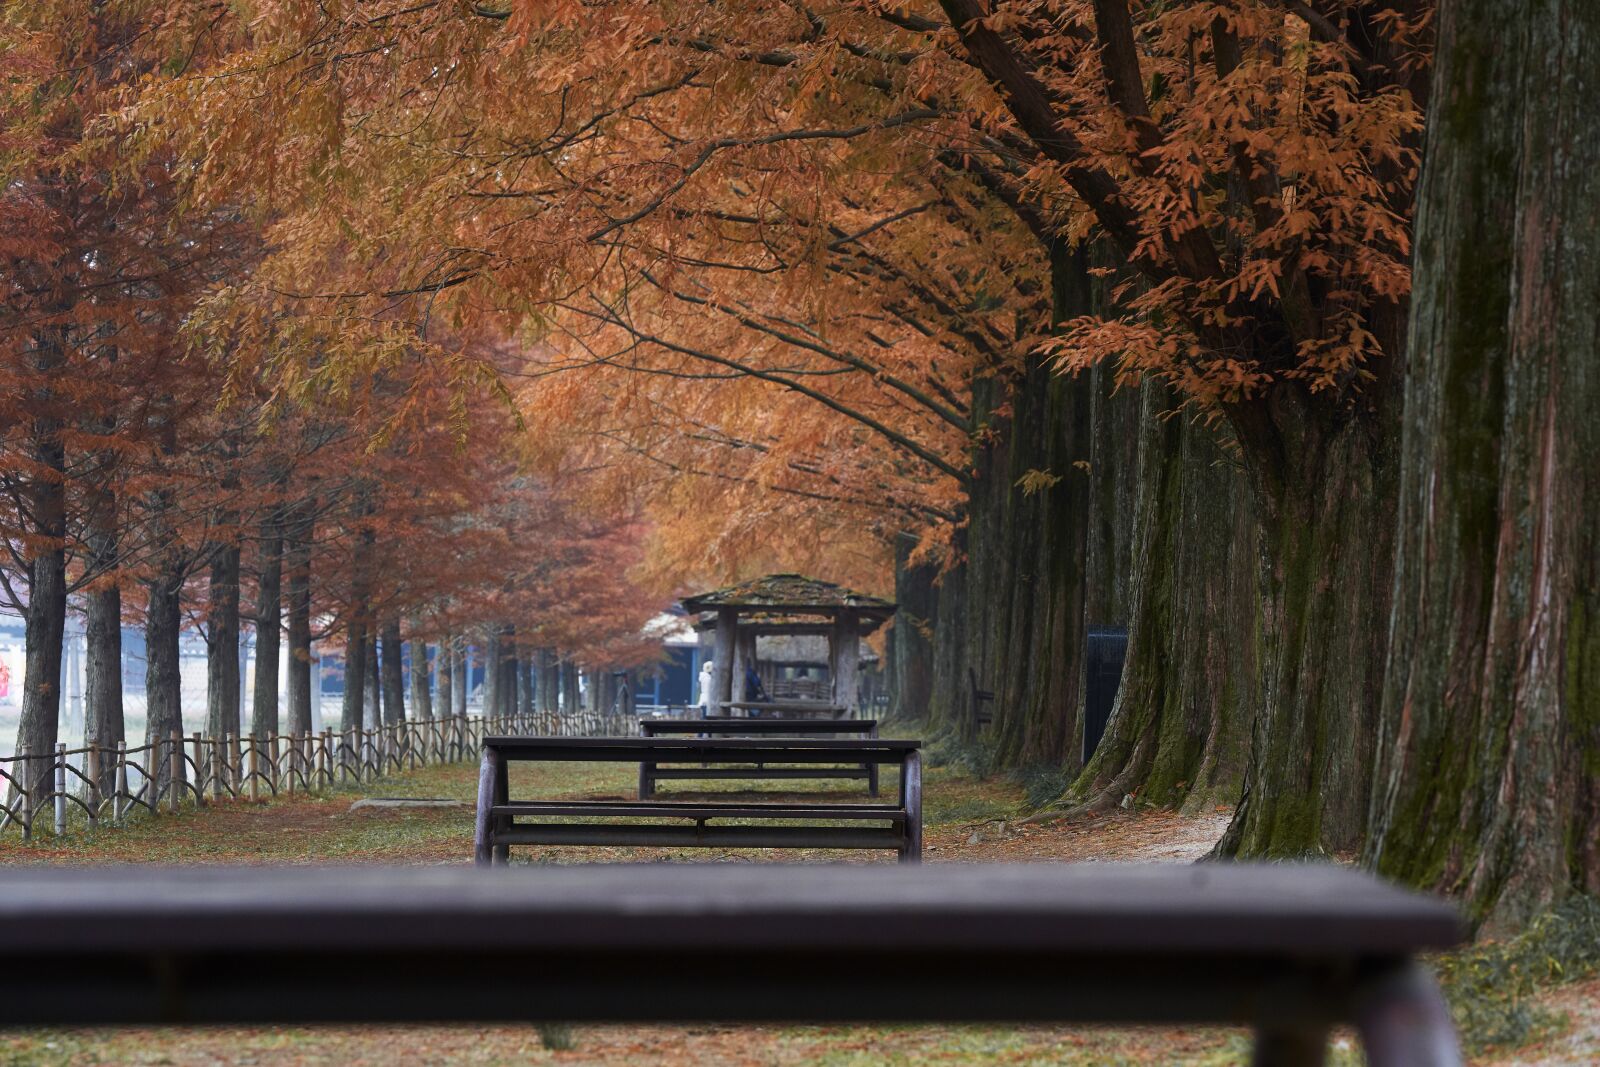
0,863,1463,1065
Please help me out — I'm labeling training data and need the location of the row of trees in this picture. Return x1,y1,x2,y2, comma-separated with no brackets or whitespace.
5,0,1594,931
0,9,661,797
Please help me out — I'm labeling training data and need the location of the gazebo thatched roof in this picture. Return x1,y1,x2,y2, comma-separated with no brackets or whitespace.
681,574,896,633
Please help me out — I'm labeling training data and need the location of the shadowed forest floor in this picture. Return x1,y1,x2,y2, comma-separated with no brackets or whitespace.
0,755,1590,1065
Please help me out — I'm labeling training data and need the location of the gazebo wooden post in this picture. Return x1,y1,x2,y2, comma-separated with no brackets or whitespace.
831,610,860,718
712,608,737,715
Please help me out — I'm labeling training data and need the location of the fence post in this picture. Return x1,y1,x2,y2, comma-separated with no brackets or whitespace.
322,729,334,788
115,742,129,825
54,743,67,837
230,733,243,797
169,731,183,813
213,736,225,801
248,738,260,803
191,733,206,806
85,744,101,829
18,747,30,842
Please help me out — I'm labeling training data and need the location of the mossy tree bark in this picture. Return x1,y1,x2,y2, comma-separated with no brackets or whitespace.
1365,0,1600,931
959,244,1095,769
1070,381,1255,813
1216,393,1399,857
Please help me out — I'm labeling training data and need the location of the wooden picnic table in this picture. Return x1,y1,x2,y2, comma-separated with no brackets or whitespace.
0,862,1464,1065
474,736,922,863
637,716,882,797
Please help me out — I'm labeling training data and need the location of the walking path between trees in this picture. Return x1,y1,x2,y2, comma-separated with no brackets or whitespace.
0,754,1591,1066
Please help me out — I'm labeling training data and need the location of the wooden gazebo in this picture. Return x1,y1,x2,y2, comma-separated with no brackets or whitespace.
681,574,896,718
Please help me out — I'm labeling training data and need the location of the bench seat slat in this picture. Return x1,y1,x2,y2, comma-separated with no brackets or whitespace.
493,801,906,821
492,824,906,850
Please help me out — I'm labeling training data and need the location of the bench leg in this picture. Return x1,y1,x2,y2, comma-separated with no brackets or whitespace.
491,750,510,865
473,747,500,866
639,761,656,800
868,724,880,798
1355,960,1462,1067
898,749,922,863
1250,1026,1327,1066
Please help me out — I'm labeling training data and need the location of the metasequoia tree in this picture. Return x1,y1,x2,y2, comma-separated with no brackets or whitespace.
1,5,252,795
1364,0,1599,931
127,1,1435,856
914,0,1429,853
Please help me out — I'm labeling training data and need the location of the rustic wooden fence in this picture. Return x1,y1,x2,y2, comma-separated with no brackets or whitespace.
0,704,634,842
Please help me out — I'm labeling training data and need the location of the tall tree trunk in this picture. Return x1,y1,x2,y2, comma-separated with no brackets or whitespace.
363,632,380,728
517,648,535,718
452,640,468,718
500,626,519,717
965,244,1094,769
560,660,579,714
436,634,454,721
144,556,185,795
1082,360,1141,632
1214,402,1397,857
888,532,938,726
1366,0,1600,931
538,648,559,713
1069,381,1255,813
13,331,68,805
251,508,283,740
409,637,433,720
83,485,124,797
482,629,502,720
341,506,373,735
205,539,242,740
341,620,368,736
380,619,405,726
284,503,314,738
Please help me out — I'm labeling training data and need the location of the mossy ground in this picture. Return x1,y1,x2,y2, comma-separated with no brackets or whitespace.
0,754,1585,1065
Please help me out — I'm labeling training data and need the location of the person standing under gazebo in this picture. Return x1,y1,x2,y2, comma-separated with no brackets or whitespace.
696,659,716,716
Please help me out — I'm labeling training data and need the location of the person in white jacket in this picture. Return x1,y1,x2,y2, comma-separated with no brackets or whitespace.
696,659,716,716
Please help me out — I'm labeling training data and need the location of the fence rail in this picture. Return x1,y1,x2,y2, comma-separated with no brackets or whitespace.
0,705,634,842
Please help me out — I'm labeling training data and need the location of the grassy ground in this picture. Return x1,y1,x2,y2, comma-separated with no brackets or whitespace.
0,755,1585,1065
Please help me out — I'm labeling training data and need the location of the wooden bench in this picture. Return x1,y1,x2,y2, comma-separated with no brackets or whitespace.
474,736,922,864
0,863,1465,1065
638,717,882,798
968,667,994,728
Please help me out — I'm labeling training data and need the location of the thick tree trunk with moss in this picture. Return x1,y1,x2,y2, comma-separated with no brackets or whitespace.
1215,393,1397,857
1365,0,1600,931
1070,381,1255,813
959,245,1094,769
1083,360,1140,630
